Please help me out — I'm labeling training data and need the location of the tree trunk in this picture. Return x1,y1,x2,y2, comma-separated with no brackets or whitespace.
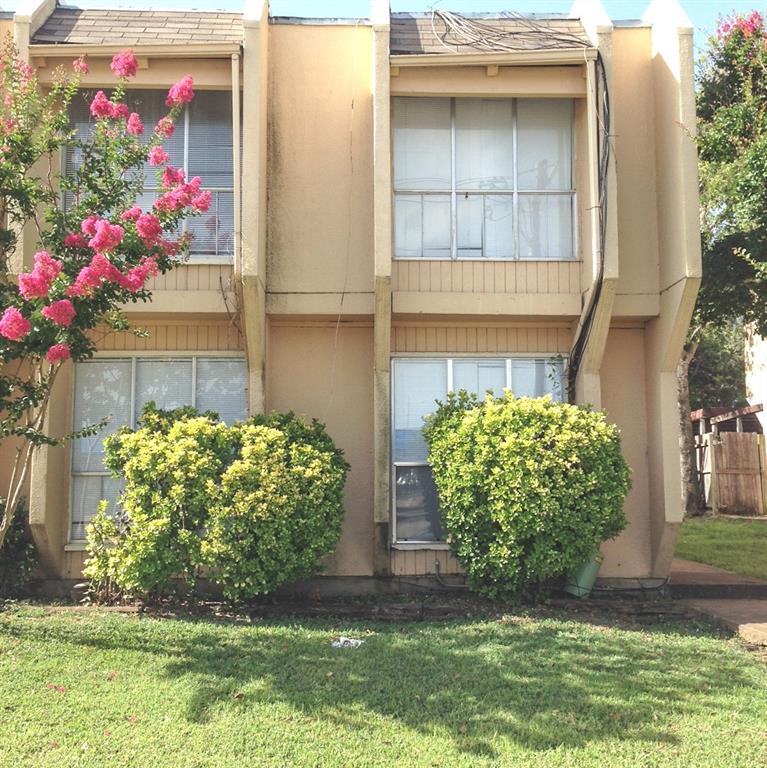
678,343,705,517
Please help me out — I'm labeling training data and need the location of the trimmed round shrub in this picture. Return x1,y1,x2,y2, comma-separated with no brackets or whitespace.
85,405,348,603
423,392,630,599
202,415,348,603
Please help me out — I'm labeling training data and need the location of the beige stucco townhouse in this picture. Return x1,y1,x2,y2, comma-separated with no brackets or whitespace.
0,0,700,590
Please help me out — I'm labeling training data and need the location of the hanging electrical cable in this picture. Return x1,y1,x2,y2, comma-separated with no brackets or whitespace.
428,10,611,401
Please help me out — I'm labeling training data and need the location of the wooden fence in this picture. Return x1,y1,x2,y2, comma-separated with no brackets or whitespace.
697,431,767,516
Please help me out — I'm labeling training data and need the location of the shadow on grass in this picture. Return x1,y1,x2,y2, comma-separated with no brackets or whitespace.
2,609,759,758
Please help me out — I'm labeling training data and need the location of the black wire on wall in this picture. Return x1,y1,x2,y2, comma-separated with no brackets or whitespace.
429,11,611,402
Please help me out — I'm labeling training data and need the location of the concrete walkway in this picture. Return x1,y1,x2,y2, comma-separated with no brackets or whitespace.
671,559,767,644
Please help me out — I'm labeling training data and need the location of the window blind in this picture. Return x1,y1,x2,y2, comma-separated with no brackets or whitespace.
65,89,233,260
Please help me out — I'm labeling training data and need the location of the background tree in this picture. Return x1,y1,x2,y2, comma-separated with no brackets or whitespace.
0,42,209,548
681,11,767,514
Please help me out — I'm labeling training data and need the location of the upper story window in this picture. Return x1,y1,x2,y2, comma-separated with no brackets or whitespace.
66,90,234,262
393,97,575,261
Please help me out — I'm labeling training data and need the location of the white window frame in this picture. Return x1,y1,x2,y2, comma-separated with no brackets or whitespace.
392,96,577,262
390,354,566,547
67,351,247,544
63,89,235,266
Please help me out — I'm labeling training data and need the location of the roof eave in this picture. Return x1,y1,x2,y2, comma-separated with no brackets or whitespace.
29,42,242,59
390,48,596,67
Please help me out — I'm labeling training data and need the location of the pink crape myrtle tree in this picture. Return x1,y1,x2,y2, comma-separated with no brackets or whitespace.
0,40,211,548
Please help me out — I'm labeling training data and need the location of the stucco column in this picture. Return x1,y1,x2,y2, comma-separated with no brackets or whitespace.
371,0,391,576
241,0,269,414
642,0,702,576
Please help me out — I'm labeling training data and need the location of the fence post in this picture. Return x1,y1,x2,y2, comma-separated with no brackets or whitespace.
759,435,767,516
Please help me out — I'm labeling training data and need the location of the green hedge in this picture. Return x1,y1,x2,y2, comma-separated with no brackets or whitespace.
84,405,348,603
423,392,630,599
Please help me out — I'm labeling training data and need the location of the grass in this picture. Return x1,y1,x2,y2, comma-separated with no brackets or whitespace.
0,603,766,767
676,516,767,580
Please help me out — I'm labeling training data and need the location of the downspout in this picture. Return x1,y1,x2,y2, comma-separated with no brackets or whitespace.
231,52,242,287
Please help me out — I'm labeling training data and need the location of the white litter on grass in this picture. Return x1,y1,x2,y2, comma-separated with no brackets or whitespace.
331,636,364,648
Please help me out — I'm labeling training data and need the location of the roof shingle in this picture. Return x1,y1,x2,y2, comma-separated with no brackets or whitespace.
390,13,589,55
31,7,243,46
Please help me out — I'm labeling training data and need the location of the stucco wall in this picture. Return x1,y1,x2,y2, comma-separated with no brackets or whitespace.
600,326,653,577
266,321,375,576
612,27,660,305
266,24,374,307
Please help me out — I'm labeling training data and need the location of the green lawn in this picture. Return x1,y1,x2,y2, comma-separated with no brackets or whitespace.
677,517,767,580
1,604,766,767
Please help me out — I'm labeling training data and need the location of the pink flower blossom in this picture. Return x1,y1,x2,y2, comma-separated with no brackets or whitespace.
0,307,30,341
192,190,212,213
162,165,185,188
45,343,71,364
90,90,113,119
154,189,186,213
72,56,88,75
110,49,138,80
126,112,143,136
64,233,88,249
165,75,194,107
18,253,62,300
81,215,100,236
18,271,49,299
159,239,182,256
66,266,101,297
34,251,63,282
155,117,174,138
17,59,34,83
89,253,122,283
112,102,130,121
88,220,124,252
120,206,142,222
135,213,163,246
148,146,169,166
118,258,157,292
41,299,76,328
18,271,48,299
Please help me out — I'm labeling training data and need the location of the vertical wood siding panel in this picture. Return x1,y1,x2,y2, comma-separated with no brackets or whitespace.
549,263,559,294
472,262,483,293
419,261,429,292
436,327,447,352
439,262,450,292
428,261,439,292
476,326,487,352
487,327,498,353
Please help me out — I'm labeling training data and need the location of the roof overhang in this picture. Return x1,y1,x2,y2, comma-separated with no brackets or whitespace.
29,42,241,60
390,48,597,68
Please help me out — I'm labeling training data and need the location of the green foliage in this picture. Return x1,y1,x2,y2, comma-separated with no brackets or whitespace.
0,499,37,597
688,322,747,409
423,392,630,599
202,421,348,603
85,404,348,602
696,14,767,335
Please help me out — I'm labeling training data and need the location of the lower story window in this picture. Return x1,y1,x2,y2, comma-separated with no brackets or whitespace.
392,356,564,544
70,356,247,541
